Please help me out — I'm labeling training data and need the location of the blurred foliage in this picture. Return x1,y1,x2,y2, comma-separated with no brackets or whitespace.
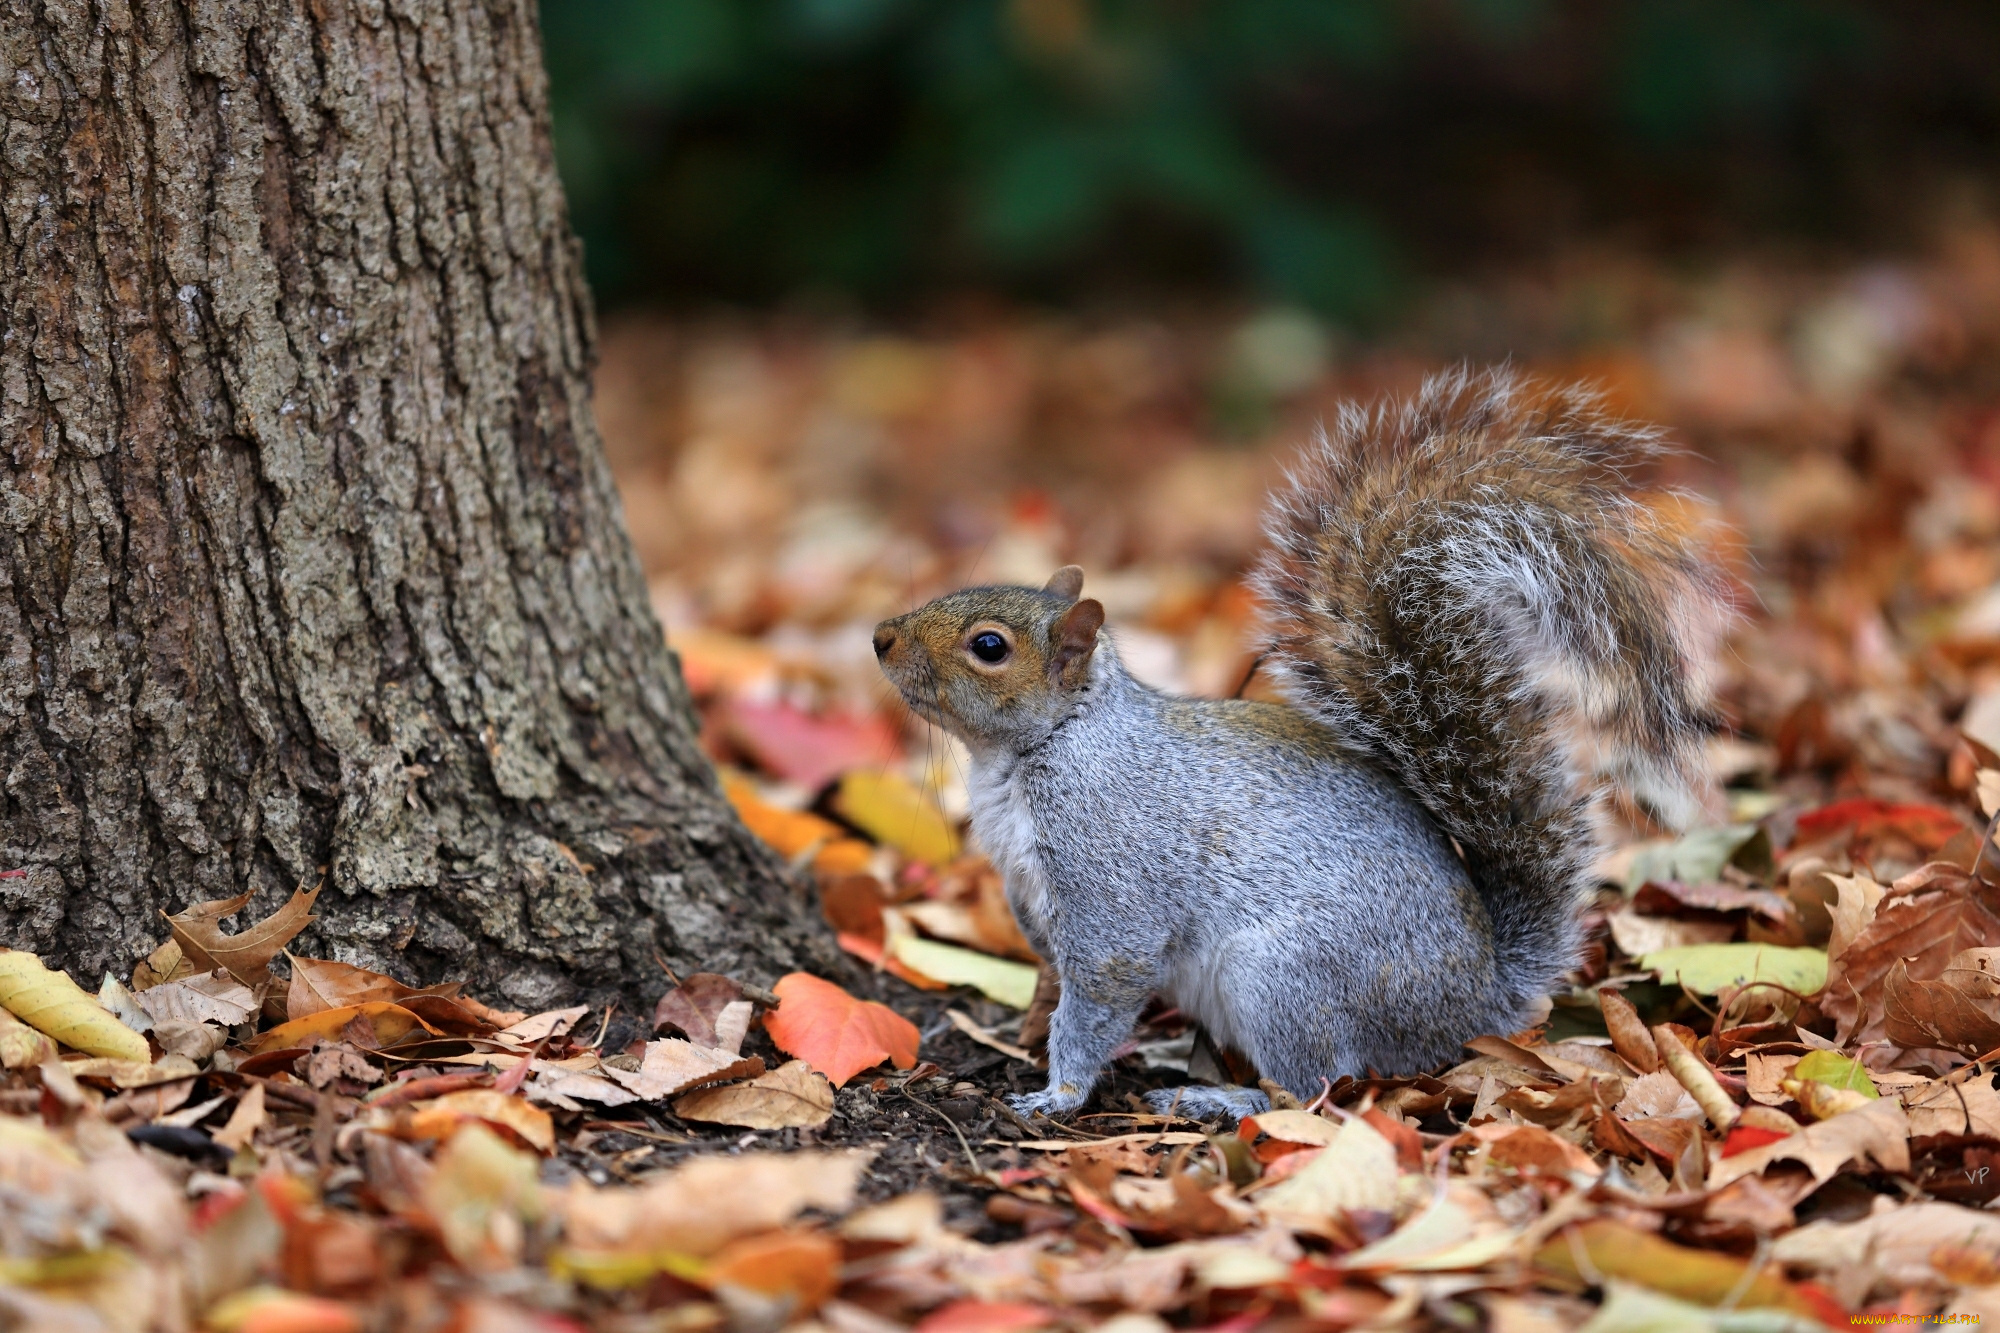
539,0,2000,319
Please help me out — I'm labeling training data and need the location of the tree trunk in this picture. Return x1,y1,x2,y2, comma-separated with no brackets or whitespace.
0,0,835,1014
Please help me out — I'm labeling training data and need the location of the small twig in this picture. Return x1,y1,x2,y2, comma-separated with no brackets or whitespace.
901,1087,982,1179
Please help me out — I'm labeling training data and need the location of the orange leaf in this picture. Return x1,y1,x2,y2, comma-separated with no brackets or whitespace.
703,1230,841,1311
251,1002,439,1053
762,973,919,1087
405,1089,556,1154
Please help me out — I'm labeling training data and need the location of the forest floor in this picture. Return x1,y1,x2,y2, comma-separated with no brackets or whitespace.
14,227,2000,1330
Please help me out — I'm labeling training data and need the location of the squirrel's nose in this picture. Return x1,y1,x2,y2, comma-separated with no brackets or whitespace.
872,624,897,659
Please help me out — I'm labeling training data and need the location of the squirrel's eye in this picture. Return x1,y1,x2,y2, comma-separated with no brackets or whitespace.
969,631,1009,663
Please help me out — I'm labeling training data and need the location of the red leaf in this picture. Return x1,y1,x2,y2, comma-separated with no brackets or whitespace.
1721,1125,1791,1158
1792,798,1968,854
914,1302,1052,1333
719,700,902,790
762,973,919,1087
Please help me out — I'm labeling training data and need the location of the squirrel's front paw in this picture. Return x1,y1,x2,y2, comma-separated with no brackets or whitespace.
1007,1082,1089,1118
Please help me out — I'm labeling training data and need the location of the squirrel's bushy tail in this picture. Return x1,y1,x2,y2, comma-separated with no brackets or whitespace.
1255,368,1731,1002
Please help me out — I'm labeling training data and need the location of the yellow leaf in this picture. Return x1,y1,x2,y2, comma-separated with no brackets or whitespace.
0,950,150,1061
889,936,1038,1008
831,770,961,867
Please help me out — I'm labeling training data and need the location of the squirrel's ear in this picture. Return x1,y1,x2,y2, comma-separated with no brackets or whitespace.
1043,565,1084,603
1050,598,1104,687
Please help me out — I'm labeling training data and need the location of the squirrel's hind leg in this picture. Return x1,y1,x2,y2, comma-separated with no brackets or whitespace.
1144,1084,1270,1123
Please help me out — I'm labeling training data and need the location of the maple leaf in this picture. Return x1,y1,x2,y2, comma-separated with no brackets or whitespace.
762,972,919,1086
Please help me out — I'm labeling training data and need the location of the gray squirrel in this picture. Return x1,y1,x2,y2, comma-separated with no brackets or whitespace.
871,369,1730,1120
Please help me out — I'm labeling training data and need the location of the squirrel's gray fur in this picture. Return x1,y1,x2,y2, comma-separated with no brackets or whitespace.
873,369,1730,1121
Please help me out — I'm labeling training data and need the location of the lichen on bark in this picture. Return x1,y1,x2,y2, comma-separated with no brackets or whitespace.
0,0,833,1011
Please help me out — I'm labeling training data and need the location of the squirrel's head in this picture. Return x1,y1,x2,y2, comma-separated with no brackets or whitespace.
873,566,1106,752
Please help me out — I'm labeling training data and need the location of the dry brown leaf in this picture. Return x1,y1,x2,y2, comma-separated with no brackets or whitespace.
705,1230,842,1313
285,954,461,1021
1885,958,2000,1054
138,970,258,1027
165,885,320,987
1598,988,1659,1073
1825,872,1886,962
1708,1096,1910,1186
1825,868,2000,1044
1614,1070,1703,1121
1773,1201,2000,1306
651,973,750,1047
673,1058,834,1129
130,938,199,991
213,1082,266,1152
1744,1052,1800,1106
529,1068,641,1108
495,1005,590,1044
1606,909,1733,956
606,1038,763,1100
1904,1073,2000,1137
555,1149,868,1258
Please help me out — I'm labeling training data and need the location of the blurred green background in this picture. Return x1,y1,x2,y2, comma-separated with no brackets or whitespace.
538,1,2000,321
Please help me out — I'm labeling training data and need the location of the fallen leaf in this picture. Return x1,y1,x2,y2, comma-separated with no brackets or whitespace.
1608,910,1734,956
139,970,259,1027
529,1068,640,1108
763,972,919,1086
673,1058,835,1129
889,935,1039,1008
1534,1220,1830,1320
204,1287,362,1333
1885,957,2000,1055
406,1089,556,1154
213,1082,267,1152
1257,1115,1400,1224
253,1002,439,1054
1824,865,2000,1044
164,885,319,986
1339,1186,1516,1272
944,1008,1035,1063
1480,1122,1602,1178
1905,1073,2000,1136
1773,1200,2000,1305
705,1230,841,1312
1793,797,1969,853
722,700,902,790
913,1301,1052,1333
1708,1095,1910,1186
831,769,961,866
607,1038,764,1100
96,975,155,1033
130,938,199,991
495,1005,591,1044
421,1122,544,1272
1639,942,1827,995
0,949,151,1061
1825,872,1886,962
651,972,749,1046
553,1149,868,1264
0,1009,55,1069
1791,1049,1879,1098
284,954,460,1021
1598,988,1660,1073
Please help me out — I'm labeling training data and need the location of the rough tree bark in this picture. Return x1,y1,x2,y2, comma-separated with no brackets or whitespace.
0,0,835,1013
